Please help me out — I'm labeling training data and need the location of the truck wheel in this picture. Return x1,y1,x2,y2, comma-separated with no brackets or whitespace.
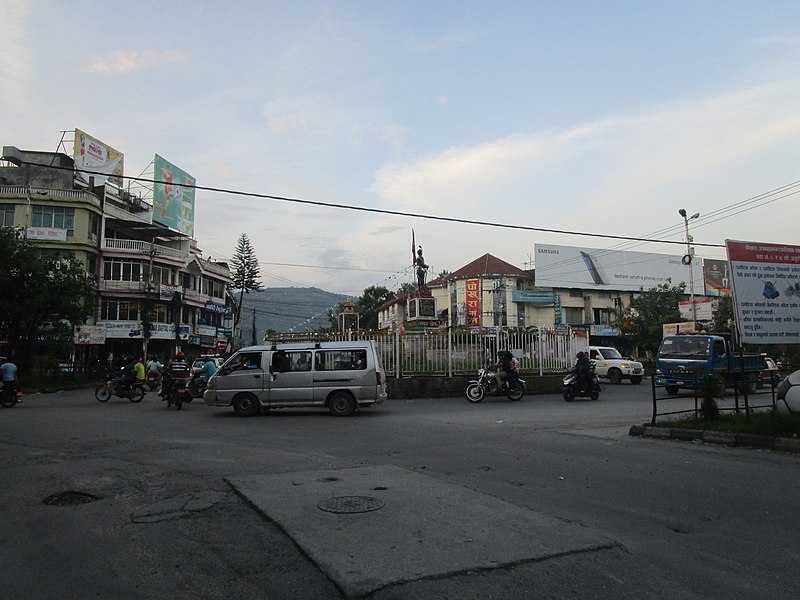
608,369,623,385
665,385,680,396
630,376,643,385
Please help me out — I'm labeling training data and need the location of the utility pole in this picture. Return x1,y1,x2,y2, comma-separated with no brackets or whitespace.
250,307,257,346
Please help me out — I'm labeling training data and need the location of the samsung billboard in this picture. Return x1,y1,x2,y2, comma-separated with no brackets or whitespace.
534,243,704,293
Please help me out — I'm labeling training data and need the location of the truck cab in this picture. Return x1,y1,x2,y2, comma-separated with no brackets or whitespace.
655,334,766,395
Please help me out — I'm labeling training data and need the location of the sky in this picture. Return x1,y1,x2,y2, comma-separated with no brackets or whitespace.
3,1,800,297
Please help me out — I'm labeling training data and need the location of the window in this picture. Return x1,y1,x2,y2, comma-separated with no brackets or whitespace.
0,204,14,227
101,300,140,321
89,213,100,241
33,248,75,261
569,289,584,298
315,349,367,371
202,278,225,298
104,259,142,282
150,266,172,286
593,308,613,325
179,272,193,289
563,307,584,325
32,206,75,237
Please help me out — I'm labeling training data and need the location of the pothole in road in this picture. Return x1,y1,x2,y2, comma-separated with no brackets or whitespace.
42,491,100,506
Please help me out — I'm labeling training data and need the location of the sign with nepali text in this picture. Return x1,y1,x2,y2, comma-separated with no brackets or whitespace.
465,279,481,327
726,240,800,343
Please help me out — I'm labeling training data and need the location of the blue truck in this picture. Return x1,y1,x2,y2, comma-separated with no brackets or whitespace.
655,333,767,396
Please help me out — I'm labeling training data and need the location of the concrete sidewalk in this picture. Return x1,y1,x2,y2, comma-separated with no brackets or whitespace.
228,464,618,598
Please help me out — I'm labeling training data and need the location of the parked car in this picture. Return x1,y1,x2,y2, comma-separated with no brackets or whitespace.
192,355,225,375
758,356,781,388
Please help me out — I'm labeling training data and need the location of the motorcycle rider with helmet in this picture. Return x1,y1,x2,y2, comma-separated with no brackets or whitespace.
160,351,190,400
575,351,592,393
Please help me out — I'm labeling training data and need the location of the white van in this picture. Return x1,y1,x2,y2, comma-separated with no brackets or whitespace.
203,340,387,417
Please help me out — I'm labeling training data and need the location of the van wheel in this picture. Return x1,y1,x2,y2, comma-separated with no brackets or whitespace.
665,385,680,396
608,369,622,384
233,393,260,417
329,392,356,417
630,376,643,385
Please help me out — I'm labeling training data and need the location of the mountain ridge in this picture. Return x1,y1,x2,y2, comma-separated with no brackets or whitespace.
238,287,348,340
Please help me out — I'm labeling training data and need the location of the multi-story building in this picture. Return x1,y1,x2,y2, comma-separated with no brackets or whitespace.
1,145,234,368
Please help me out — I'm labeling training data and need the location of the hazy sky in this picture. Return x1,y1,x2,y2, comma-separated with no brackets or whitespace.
3,1,800,296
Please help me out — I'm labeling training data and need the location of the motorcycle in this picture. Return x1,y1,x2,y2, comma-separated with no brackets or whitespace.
163,376,197,410
562,362,601,402
466,368,526,403
145,370,162,392
95,374,145,403
0,383,22,408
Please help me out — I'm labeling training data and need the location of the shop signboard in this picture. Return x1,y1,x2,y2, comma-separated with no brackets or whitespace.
465,279,481,327
75,325,107,345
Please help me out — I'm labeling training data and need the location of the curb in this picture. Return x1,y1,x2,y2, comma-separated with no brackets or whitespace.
628,425,800,453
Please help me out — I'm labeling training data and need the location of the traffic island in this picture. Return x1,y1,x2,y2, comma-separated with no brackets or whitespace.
629,425,800,453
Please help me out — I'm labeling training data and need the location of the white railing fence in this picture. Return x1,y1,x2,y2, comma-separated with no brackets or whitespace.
268,328,588,378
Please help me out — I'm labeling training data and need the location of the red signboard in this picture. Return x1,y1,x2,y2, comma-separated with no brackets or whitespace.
465,279,481,327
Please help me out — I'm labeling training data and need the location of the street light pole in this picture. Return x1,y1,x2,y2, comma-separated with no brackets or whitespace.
678,208,700,326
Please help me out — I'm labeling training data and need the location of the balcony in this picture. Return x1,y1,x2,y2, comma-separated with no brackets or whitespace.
98,280,146,293
102,238,189,260
103,201,154,225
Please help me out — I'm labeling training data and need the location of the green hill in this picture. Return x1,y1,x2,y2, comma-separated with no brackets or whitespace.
238,287,347,341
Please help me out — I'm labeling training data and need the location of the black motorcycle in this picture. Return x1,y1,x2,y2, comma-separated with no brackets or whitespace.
95,374,145,403
466,368,525,402
562,362,601,401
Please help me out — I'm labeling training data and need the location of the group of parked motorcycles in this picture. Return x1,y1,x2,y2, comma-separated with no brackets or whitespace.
464,351,602,403
94,368,206,409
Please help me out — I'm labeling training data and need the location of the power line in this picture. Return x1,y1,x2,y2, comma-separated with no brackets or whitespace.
23,159,723,248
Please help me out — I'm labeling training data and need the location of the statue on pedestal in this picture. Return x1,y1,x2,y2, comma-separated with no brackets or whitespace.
415,246,429,291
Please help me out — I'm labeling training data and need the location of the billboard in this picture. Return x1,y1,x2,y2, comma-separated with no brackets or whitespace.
534,244,704,293
73,129,124,187
703,258,731,296
152,154,196,236
726,240,800,344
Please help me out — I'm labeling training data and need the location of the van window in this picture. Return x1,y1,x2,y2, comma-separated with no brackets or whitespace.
221,351,262,374
289,351,312,371
316,349,367,371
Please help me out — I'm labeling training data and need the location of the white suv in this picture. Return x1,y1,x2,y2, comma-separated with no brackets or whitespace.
588,346,644,384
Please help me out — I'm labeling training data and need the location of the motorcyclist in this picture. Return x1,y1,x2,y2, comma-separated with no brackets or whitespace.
160,351,190,400
486,350,518,391
575,351,591,392
198,357,218,390
113,355,136,392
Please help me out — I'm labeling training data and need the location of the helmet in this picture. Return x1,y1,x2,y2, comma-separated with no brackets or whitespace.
498,350,512,360
576,351,587,359
175,351,185,360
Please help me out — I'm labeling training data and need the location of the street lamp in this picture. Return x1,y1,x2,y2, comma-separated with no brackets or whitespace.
678,208,700,326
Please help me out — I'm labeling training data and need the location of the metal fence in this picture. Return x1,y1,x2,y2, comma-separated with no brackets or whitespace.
269,327,588,378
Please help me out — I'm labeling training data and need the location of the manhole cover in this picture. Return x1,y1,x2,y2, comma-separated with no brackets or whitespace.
42,491,100,506
318,496,385,514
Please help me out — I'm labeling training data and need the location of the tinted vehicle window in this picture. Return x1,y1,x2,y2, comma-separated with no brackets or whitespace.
220,352,262,375
315,349,367,371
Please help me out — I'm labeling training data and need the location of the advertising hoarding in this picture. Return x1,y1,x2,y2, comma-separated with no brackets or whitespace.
465,279,481,327
703,258,731,296
73,129,124,187
726,240,800,344
534,244,704,292
152,154,196,236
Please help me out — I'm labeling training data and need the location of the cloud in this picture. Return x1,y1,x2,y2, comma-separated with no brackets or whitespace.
0,3,33,101
82,50,187,75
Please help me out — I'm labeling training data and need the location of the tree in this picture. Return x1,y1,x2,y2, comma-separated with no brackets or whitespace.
357,286,396,330
0,228,95,366
327,286,396,331
230,233,262,335
621,282,686,355
710,295,734,333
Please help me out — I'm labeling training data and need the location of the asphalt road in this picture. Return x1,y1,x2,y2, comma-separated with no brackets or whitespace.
1,381,798,599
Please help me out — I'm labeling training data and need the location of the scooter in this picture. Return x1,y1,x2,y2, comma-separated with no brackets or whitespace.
562,362,601,402
95,374,145,403
466,368,526,403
